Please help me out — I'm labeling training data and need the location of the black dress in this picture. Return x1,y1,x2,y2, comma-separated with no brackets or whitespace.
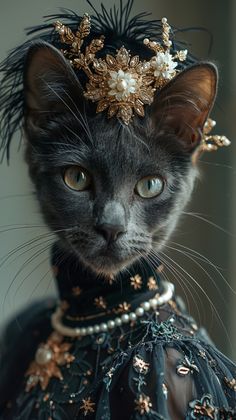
0,243,235,419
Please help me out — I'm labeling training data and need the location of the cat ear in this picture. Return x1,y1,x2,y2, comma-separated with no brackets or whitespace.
150,63,218,152
24,41,84,129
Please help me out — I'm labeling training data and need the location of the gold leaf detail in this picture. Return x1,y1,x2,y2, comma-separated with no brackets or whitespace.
97,99,110,113
108,104,119,118
134,100,145,117
116,47,130,67
106,54,117,68
130,55,140,67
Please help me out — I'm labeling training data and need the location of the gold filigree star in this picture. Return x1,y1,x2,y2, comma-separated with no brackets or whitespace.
94,296,107,310
72,286,82,297
135,394,152,415
133,355,150,375
25,332,74,392
80,397,95,416
147,276,158,290
130,274,142,290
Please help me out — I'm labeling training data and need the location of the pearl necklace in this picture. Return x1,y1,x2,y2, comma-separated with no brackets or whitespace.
51,280,174,338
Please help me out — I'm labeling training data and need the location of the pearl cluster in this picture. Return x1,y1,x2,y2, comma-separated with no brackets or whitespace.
51,281,174,338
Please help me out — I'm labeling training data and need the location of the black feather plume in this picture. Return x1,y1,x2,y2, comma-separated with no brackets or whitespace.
0,0,200,161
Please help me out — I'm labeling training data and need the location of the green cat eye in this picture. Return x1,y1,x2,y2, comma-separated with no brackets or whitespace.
135,176,164,198
63,166,91,191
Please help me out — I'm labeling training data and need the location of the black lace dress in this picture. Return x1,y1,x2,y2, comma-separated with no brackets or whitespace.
0,243,235,419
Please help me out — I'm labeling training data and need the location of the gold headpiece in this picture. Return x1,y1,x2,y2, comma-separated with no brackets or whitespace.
54,15,230,152
54,15,187,125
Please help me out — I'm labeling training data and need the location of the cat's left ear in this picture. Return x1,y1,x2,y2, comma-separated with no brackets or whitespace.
150,63,218,152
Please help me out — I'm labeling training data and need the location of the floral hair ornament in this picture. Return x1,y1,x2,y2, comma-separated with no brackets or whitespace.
54,14,230,152
54,15,187,125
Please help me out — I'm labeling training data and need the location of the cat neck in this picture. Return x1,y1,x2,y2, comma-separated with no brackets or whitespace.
51,242,164,325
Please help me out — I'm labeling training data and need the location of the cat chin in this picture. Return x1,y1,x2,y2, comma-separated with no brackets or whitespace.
69,246,141,277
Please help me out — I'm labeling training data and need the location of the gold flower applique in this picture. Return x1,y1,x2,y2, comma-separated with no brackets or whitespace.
25,332,74,391
147,276,158,290
135,394,152,415
94,296,107,310
130,274,142,290
115,301,131,314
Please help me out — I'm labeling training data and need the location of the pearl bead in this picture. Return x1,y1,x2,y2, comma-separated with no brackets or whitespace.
150,298,158,308
108,320,115,329
135,307,144,317
121,314,129,323
117,80,127,91
75,328,81,336
115,317,122,326
87,326,94,335
100,323,108,332
162,17,167,24
129,312,137,321
142,301,150,311
158,296,164,305
35,347,53,365
80,328,87,336
94,324,100,333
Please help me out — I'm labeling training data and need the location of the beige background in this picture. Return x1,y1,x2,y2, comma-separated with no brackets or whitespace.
0,0,235,359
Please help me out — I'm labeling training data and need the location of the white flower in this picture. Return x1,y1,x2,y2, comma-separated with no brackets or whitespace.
151,51,177,80
108,69,137,101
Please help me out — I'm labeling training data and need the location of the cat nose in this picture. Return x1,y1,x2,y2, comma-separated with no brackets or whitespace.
95,223,125,243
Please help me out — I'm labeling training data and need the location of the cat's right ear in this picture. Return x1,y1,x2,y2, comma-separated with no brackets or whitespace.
24,41,84,130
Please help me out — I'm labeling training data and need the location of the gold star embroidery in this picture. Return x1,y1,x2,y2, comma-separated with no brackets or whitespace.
72,286,82,297
135,394,152,415
147,276,158,290
115,301,131,314
130,274,142,290
94,296,107,310
133,356,150,375
25,332,74,392
80,397,95,416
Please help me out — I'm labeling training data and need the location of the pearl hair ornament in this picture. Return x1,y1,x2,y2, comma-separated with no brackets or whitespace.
51,280,174,338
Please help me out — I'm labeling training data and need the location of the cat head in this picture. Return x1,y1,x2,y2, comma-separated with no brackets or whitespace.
22,41,217,275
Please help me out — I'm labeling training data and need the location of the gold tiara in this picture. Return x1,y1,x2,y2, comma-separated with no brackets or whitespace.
54,14,230,152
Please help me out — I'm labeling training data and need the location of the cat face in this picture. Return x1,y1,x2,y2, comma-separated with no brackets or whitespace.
23,43,217,275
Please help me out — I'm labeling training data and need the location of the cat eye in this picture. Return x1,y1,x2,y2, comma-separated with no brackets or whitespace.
135,176,164,198
63,166,91,191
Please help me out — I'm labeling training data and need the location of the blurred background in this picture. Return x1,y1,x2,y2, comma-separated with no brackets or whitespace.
0,0,235,359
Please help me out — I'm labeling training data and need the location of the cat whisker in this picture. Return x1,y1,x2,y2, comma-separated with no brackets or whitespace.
166,240,236,295
181,211,235,237
156,248,233,351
